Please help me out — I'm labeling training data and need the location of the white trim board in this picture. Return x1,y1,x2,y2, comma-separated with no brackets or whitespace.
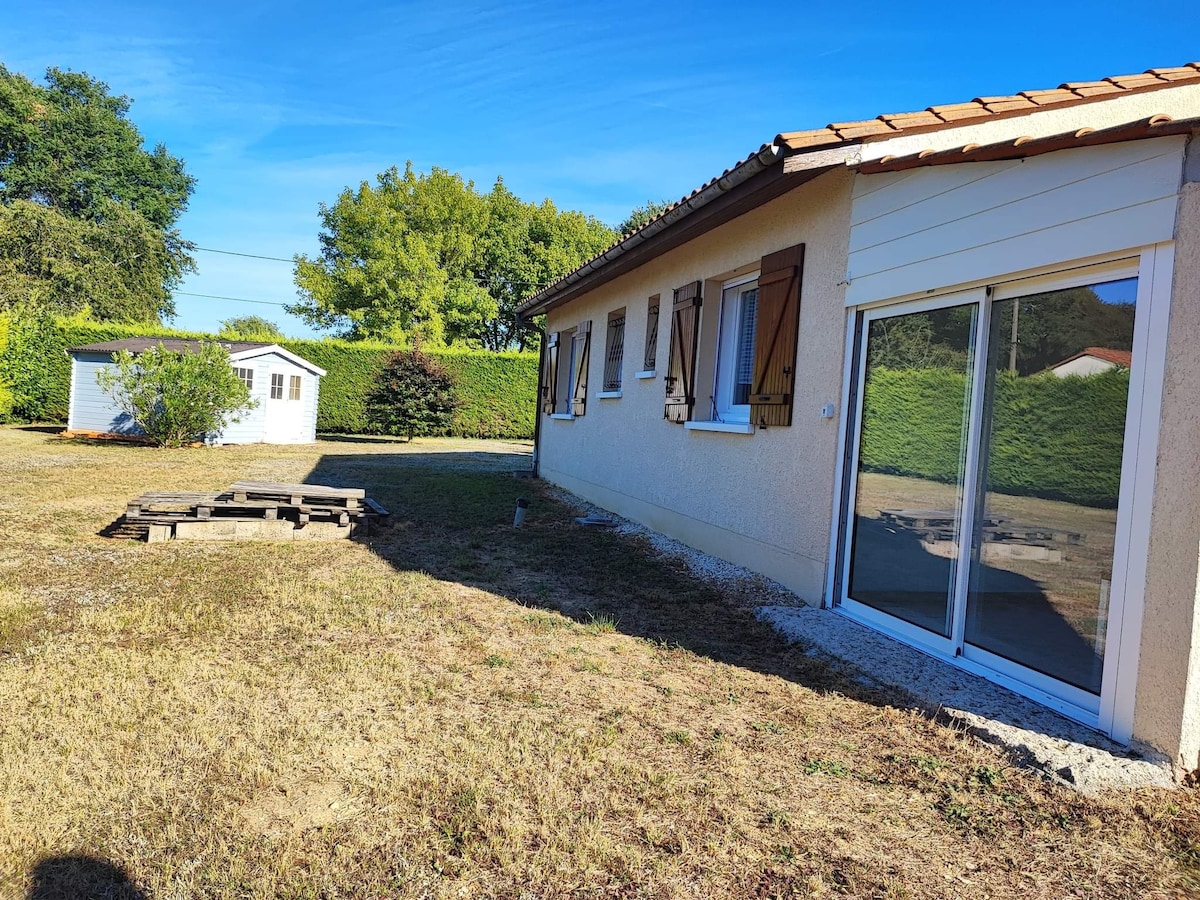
845,137,1185,306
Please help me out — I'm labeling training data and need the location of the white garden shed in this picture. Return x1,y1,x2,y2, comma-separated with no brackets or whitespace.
67,338,326,445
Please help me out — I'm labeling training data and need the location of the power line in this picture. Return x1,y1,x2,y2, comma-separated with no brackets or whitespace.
174,290,291,308
193,246,295,263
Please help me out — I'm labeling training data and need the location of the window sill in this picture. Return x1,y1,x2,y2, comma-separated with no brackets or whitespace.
597,390,622,399
550,413,575,421
684,421,755,435
635,370,656,379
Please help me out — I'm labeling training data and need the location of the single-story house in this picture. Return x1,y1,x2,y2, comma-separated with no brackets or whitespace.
67,338,325,445
519,63,1200,775
1049,346,1134,377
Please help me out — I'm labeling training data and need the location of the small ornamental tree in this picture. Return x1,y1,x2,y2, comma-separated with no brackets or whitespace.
95,342,255,447
365,349,458,439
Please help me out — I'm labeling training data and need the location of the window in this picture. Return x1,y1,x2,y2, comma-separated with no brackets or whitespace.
663,243,804,430
554,327,577,414
288,375,301,400
235,367,254,391
642,295,660,373
602,308,625,392
714,275,759,422
270,373,284,399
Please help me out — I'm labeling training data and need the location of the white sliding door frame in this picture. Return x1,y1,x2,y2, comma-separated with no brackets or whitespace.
825,247,1173,739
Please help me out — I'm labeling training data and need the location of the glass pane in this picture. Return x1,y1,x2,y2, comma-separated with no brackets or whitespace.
847,304,978,636
733,287,757,405
965,277,1137,694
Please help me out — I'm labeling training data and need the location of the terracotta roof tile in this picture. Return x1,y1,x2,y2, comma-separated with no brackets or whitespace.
776,62,1200,152
879,110,944,128
1105,73,1165,89
1019,88,1078,105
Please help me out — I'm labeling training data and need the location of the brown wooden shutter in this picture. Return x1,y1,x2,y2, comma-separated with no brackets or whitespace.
571,321,591,416
750,244,805,427
664,281,701,423
541,332,559,414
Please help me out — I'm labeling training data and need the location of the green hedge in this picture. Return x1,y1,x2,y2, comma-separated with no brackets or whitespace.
0,315,538,438
860,366,1130,508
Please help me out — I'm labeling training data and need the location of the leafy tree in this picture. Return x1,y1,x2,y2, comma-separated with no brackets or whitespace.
365,348,458,439
618,200,672,235
0,65,196,321
477,178,614,351
291,165,614,350
0,198,187,319
95,343,255,447
218,315,285,341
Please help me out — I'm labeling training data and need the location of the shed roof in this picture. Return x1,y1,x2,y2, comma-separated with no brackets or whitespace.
518,62,1200,317
1052,347,1135,370
69,338,272,354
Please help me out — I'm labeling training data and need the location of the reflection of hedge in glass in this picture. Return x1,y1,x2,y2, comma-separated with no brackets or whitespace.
860,367,1130,508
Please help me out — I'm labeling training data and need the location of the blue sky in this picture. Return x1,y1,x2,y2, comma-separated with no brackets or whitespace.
1,1,1193,338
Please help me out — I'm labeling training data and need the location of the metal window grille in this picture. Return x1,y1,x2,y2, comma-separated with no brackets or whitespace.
270,373,284,399
235,367,253,390
643,301,659,371
288,375,301,400
603,313,625,391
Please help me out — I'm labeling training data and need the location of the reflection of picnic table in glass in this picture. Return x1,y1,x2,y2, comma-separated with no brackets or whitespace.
879,508,1082,547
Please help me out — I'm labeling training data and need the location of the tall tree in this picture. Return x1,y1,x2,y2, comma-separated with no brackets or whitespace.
218,315,286,341
292,165,614,349
0,65,196,320
618,200,672,235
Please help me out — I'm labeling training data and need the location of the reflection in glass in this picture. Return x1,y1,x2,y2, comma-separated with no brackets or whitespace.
847,304,977,636
964,278,1137,693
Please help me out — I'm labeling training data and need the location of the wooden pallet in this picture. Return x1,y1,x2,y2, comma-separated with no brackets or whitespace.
121,483,391,541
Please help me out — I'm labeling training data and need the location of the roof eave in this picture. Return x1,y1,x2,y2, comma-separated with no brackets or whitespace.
516,141,854,321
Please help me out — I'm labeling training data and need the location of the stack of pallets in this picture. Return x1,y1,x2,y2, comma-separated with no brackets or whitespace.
122,480,391,542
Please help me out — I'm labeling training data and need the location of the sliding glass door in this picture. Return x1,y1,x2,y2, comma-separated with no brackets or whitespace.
840,267,1139,714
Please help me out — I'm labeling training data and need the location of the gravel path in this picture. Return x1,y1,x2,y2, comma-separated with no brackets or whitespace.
551,486,1176,793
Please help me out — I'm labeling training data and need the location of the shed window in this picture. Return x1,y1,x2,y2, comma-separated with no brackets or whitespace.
603,309,625,391
270,373,284,399
235,367,254,390
288,375,301,400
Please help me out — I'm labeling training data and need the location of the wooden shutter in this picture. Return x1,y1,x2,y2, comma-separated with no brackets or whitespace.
540,332,559,414
750,244,805,427
664,281,702,423
571,321,591,417
643,295,660,372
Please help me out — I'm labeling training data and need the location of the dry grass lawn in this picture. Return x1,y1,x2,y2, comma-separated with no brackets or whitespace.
0,426,1198,899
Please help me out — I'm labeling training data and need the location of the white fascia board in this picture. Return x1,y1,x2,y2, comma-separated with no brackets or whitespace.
229,344,327,377
857,83,1200,164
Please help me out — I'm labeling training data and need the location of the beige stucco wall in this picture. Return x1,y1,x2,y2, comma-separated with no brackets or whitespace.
541,168,854,601
1135,135,1200,773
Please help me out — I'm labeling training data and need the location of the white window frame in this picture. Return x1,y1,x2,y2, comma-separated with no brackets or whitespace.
270,373,284,400
288,374,302,401
712,272,759,424
552,327,577,417
235,367,254,391
824,245,1174,742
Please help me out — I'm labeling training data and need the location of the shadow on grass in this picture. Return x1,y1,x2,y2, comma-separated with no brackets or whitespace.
304,453,887,704
26,855,145,900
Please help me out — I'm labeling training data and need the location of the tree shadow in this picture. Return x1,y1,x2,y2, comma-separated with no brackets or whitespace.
25,855,145,900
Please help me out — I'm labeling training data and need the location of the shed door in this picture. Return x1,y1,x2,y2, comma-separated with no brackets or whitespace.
264,369,307,443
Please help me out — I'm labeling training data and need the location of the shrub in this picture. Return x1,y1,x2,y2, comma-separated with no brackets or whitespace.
365,349,459,440
95,342,256,447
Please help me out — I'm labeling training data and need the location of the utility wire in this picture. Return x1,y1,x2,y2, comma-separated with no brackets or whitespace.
194,246,295,263
174,290,291,308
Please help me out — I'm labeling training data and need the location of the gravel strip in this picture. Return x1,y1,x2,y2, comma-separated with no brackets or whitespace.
549,485,1177,793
